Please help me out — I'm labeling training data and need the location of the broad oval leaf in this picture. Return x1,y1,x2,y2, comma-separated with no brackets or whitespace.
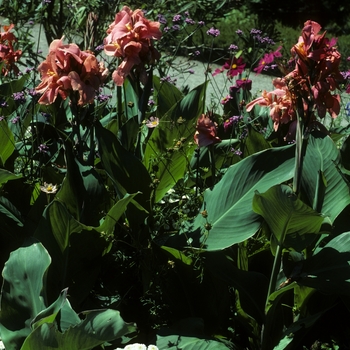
21,309,136,350
167,144,295,251
301,133,350,222
0,239,51,350
252,184,324,244
143,81,207,202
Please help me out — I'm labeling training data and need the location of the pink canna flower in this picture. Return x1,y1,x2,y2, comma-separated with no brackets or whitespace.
104,6,162,86
246,78,295,131
35,37,108,105
194,113,221,147
0,24,22,76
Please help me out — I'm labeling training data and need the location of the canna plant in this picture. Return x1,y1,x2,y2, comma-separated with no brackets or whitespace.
1,6,350,350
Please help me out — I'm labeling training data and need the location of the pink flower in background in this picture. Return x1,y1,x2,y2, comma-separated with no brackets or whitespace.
0,24,22,75
104,6,162,86
213,57,245,78
254,46,282,74
194,113,221,147
35,37,108,105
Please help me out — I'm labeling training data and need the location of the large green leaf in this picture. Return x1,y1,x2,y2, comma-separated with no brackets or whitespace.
21,309,136,350
95,121,152,212
0,120,15,167
0,196,24,227
301,133,350,222
166,144,295,250
34,195,137,306
156,335,229,349
0,169,21,186
153,75,184,119
143,81,207,202
252,184,324,244
0,239,51,350
298,231,350,295
56,144,107,225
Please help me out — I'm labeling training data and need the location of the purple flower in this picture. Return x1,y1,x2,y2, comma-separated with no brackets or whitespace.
11,116,20,124
236,29,243,35
188,69,195,74
173,14,181,22
194,50,200,56
38,144,49,153
157,14,167,25
164,26,170,32
0,116,4,121
197,21,205,26
185,18,195,25
229,44,238,51
172,24,180,31
206,27,220,37
13,91,26,103
223,116,241,132
250,28,262,35
95,44,104,51
148,99,155,106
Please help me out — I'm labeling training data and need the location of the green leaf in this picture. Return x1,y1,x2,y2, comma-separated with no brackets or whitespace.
153,75,184,119
34,200,112,305
0,74,29,96
298,231,350,295
252,184,324,244
21,309,136,350
0,169,21,186
0,119,15,166
31,289,70,330
156,334,229,349
97,192,143,237
161,246,193,265
243,124,271,157
143,81,207,202
0,239,51,350
301,133,350,222
0,196,24,226
95,121,152,212
168,144,295,251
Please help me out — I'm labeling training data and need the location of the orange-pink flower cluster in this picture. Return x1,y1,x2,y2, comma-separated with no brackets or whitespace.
103,6,162,86
194,113,221,147
246,20,343,134
35,37,108,105
0,24,22,76
287,20,342,119
246,78,295,132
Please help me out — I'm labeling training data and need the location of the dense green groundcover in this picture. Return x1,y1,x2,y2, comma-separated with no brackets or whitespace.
1,1,350,350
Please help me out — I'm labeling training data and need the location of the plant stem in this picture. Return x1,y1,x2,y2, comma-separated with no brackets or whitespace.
265,242,282,308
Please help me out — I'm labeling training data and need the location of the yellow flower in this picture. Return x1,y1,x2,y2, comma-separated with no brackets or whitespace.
40,182,58,194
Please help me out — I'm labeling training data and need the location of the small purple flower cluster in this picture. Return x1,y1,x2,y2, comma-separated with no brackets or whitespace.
157,14,167,25
172,14,182,23
160,76,177,85
95,44,104,51
13,91,26,103
38,143,49,153
11,116,20,124
223,115,242,132
207,27,220,37
96,93,112,102
185,18,195,25
229,44,238,51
